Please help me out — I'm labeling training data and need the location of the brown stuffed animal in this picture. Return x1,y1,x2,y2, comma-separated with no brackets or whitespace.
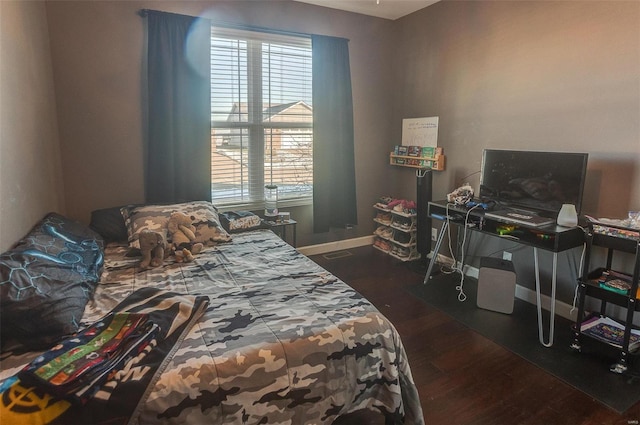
138,230,166,269
167,212,203,262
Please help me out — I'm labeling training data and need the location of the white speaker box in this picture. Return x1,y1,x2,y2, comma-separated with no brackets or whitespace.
476,257,516,314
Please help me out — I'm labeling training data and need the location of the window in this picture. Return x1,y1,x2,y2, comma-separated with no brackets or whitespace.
210,27,313,209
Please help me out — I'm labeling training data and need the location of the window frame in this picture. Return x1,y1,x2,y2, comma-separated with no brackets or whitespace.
210,27,313,211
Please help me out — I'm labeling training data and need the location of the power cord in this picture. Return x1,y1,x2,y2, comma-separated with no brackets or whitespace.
456,170,481,188
570,226,588,316
443,203,481,302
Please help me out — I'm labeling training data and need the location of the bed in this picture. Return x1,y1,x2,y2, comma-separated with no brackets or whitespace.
0,202,424,425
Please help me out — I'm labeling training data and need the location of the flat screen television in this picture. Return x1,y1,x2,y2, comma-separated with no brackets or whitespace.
479,149,589,217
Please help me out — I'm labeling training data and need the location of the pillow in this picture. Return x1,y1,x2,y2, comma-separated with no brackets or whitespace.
121,201,231,249
89,205,130,244
219,210,267,233
0,213,104,351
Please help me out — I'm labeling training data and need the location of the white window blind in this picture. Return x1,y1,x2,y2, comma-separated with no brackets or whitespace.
210,27,313,209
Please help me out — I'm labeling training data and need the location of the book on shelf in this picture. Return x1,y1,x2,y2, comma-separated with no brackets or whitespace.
580,316,640,352
599,279,631,294
595,269,634,296
584,215,640,241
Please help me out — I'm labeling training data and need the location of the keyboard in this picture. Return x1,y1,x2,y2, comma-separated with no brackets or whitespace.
484,210,555,227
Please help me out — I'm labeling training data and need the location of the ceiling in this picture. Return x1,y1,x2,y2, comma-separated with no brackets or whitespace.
293,0,439,20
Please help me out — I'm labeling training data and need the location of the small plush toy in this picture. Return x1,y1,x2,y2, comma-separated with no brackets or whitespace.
138,230,166,269
167,212,203,263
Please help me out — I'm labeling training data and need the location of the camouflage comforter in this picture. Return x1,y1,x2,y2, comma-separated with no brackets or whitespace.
4,229,424,424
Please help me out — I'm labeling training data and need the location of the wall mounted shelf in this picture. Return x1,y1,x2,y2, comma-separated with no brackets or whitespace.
389,153,445,171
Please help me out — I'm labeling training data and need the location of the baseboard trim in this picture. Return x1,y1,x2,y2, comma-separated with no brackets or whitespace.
297,235,374,257
462,263,576,321
299,240,577,321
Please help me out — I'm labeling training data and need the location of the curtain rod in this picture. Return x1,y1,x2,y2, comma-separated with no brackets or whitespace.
138,8,349,42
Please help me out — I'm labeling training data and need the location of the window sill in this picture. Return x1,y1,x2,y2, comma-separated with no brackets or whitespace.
217,198,312,213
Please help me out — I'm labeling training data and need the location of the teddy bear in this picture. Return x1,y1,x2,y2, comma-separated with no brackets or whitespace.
138,230,166,269
166,212,204,263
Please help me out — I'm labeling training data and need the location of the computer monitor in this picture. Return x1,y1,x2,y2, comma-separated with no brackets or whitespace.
480,149,588,216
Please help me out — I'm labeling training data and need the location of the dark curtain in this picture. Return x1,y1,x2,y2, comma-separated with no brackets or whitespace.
145,11,211,203
312,35,357,233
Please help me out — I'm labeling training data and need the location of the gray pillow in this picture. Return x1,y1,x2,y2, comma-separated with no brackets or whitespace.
121,201,231,249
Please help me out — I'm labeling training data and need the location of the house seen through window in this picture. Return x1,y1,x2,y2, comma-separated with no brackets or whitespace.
210,27,313,210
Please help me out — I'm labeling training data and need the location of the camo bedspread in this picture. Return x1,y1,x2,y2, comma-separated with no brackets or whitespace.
5,229,424,424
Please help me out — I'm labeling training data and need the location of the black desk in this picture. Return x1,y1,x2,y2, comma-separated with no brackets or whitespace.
426,200,585,347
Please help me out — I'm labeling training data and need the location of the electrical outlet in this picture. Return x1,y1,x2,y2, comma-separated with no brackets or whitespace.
503,251,512,261
431,228,438,241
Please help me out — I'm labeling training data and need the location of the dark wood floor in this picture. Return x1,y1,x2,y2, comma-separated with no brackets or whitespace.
311,245,637,425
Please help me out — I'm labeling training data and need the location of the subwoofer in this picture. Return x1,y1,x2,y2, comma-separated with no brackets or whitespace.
416,169,432,260
476,257,516,314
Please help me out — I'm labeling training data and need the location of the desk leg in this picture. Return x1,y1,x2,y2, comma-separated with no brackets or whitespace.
423,220,449,284
534,247,557,347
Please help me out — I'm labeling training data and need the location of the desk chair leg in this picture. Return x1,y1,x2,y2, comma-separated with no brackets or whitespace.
424,220,449,284
534,247,557,347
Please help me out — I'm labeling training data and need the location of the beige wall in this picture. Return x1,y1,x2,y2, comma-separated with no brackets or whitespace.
44,0,397,247
0,1,65,252
390,0,640,302
391,0,640,217
2,0,639,254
